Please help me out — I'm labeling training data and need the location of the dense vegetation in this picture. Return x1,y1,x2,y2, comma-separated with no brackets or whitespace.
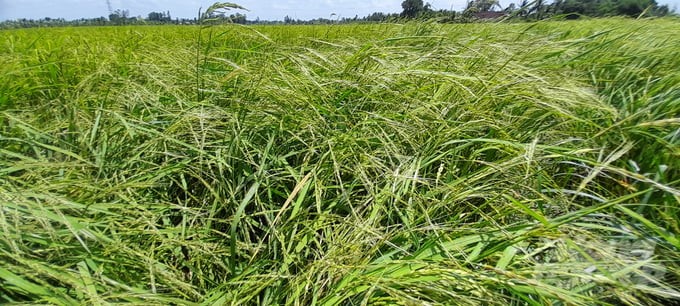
0,0,674,28
1,17,679,305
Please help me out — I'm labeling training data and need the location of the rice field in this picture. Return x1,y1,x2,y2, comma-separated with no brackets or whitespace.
1,18,679,305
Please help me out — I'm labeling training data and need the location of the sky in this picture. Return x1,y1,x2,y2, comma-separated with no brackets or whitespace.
0,0,678,21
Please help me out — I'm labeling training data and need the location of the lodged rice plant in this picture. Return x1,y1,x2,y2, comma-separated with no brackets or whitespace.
0,16,679,305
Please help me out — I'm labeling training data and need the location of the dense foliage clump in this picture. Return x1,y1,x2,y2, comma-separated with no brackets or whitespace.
0,19,679,304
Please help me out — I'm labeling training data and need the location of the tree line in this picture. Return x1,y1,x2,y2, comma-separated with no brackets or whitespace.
0,7,252,29
0,0,674,29
402,0,671,20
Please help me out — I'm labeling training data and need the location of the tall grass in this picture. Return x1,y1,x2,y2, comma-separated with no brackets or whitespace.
1,18,679,305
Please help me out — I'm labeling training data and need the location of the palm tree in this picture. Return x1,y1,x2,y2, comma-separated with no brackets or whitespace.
534,0,545,19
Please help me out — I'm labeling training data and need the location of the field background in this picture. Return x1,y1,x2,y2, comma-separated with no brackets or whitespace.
1,18,679,305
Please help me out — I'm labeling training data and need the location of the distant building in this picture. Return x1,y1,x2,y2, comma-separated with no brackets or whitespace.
474,11,507,19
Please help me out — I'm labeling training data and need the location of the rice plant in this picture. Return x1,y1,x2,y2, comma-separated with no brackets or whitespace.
1,16,679,305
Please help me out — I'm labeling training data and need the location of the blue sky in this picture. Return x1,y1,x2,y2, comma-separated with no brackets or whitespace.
0,0,678,21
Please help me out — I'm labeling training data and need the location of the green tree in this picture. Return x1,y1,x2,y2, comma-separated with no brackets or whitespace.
551,0,669,18
229,13,247,24
615,0,657,16
534,0,545,19
109,9,129,25
147,11,171,22
467,0,502,12
401,0,424,18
